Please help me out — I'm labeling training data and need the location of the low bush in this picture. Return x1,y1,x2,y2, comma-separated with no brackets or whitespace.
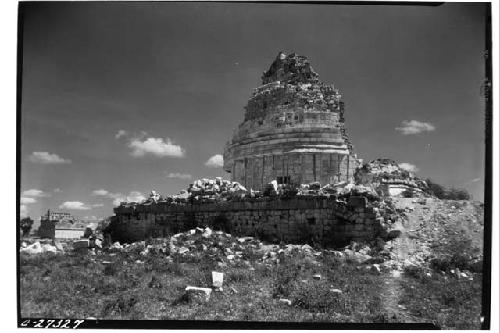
291,281,342,312
425,179,471,200
101,295,138,317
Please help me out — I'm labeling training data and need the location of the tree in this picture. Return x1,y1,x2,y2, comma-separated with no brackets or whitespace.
20,217,34,237
425,178,446,199
447,188,471,200
425,178,472,200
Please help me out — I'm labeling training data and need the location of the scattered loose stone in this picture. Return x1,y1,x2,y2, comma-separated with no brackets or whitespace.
371,264,381,274
185,286,212,302
212,271,224,289
279,298,292,306
178,247,189,254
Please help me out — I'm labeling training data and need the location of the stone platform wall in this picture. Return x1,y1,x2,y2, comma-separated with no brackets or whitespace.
110,196,385,245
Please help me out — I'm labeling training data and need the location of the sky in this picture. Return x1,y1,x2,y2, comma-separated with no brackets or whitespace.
19,2,488,222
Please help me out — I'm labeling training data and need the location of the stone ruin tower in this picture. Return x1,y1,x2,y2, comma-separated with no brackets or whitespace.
223,52,361,191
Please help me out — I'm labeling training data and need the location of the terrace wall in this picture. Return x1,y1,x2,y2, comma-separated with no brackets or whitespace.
111,196,386,245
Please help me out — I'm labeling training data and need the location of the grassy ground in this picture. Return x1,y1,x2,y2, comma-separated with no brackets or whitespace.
19,245,482,328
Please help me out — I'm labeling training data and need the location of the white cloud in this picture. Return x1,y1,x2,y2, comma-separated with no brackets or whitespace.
22,189,50,197
395,120,435,135
92,188,147,206
20,197,36,204
398,162,419,173
127,191,146,203
54,188,62,193
167,172,192,180
59,201,92,210
128,137,185,158
112,191,146,206
115,130,127,139
92,189,110,196
464,177,481,185
29,151,71,164
112,198,125,206
20,205,28,218
205,154,223,168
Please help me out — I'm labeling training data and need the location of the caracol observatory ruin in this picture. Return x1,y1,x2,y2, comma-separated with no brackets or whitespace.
223,52,362,190
109,52,427,244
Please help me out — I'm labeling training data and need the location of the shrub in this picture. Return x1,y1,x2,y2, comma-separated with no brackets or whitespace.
291,281,343,312
104,264,119,276
425,178,446,198
429,235,481,272
226,268,254,283
425,179,472,200
20,217,34,237
403,265,431,282
401,188,414,198
272,262,300,298
446,188,471,200
101,296,138,317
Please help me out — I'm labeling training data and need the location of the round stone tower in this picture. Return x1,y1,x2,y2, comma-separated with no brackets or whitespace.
223,52,361,191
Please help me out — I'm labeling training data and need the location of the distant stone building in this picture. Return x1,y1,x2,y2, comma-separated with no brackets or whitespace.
223,52,361,191
44,211,71,221
37,209,91,239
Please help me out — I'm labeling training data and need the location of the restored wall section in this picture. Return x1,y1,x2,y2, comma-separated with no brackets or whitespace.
111,197,385,245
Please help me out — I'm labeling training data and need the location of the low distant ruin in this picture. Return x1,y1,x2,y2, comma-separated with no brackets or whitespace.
37,209,95,239
111,52,430,244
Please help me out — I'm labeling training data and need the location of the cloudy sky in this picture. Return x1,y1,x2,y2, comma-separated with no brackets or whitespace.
20,2,487,221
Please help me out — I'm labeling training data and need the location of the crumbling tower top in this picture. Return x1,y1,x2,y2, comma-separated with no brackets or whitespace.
261,52,320,85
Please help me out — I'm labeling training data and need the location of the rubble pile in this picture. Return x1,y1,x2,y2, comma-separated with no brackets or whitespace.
134,178,249,205
294,181,380,201
96,226,410,274
98,226,329,266
20,240,65,255
124,176,388,208
354,159,429,197
184,178,248,201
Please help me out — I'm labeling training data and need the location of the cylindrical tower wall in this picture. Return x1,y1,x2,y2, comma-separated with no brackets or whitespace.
223,52,361,191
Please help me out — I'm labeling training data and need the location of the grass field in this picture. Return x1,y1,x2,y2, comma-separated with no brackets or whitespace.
19,243,483,328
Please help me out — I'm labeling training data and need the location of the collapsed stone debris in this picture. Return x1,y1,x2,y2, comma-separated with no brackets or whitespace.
354,159,429,197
